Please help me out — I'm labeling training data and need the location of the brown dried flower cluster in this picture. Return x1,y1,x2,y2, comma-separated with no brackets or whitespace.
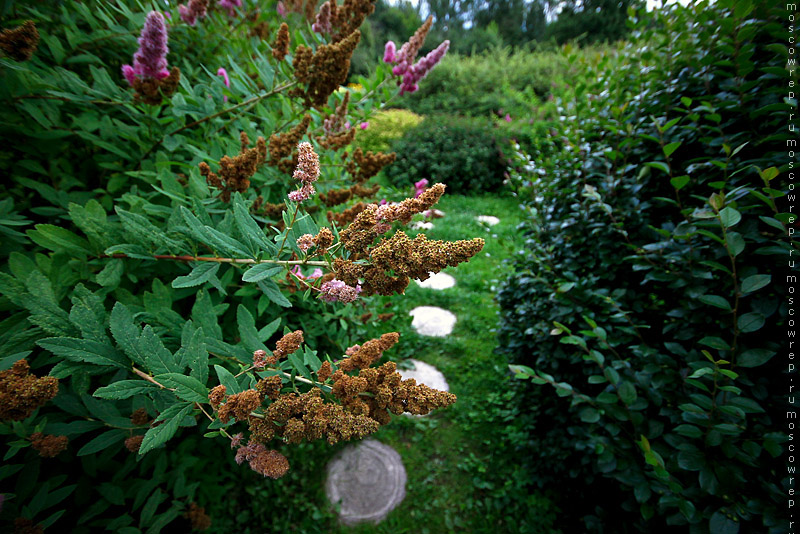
318,127,355,151
265,388,380,445
125,435,144,453
338,184,445,255
272,23,290,61
132,66,181,105
256,375,283,401
131,407,150,426
328,0,377,43
268,114,311,173
337,332,398,372
273,330,304,360
252,197,287,221
29,432,68,458
333,360,456,421
280,0,318,20
322,91,350,135
319,183,380,207
208,384,226,408
200,132,267,202
218,389,261,423
0,360,58,422
235,441,290,478
370,231,485,282
327,201,369,227
293,31,361,109
185,503,212,531
0,20,39,61
346,148,396,183
314,227,335,251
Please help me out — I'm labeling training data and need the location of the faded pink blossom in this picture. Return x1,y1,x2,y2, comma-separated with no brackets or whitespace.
218,0,242,17
400,40,449,95
230,432,244,448
383,41,397,63
359,121,369,130
414,178,429,198
122,11,170,86
312,1,332,33
319,279,361,303
504,113,512,122
277,1,287,17
288,142,320,202
217,67,230,102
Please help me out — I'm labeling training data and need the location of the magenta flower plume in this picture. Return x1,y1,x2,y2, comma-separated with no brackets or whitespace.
383,41,397,63
360,121,369,130
217,67,230,102
179,0,208,26
218,0,242,17
288,142,320,202
400,40,449,95
123,11,170,86
312,1,332,33
319,279,362,303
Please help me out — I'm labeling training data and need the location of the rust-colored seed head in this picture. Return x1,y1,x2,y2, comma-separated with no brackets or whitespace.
272,22,290,60
0,20,39,61
217,389,262,423
29,433,68,458
313,227,334,251
132,66,181,105
273,330,304,359
317,361,333,381
185,503,212,531
208,384,227,408
200,132,267,202
131,408,150,426
256,375,283,401
0,359,58,422
125,435,144,453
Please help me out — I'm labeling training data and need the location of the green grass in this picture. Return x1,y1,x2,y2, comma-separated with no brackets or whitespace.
326,193,559,534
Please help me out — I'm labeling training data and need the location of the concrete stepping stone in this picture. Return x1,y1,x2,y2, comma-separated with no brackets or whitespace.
414,271,455,290
409,220,434,231
325,439,407,526
476,215,500,226
409,306,457,337
397,359,450,392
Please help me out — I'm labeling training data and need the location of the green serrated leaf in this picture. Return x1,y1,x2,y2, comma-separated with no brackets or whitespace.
242,263,284,283
27,224,91,254
140,326,181,375
138,403,193,456
237,304,268,352
77,429,127,456
93,380,159,400
214,364,242,394
171,262,221,288
257,278,291,308
37,337,127,368
155,373,209,403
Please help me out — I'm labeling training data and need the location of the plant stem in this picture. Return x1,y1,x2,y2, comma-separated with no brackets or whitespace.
105,253,328,266
132,367,172,390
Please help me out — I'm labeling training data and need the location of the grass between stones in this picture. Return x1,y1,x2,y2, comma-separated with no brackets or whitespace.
328,194,559,533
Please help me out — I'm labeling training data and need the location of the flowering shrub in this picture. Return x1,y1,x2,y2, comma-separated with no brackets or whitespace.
497,1,790,531
0,1,468,530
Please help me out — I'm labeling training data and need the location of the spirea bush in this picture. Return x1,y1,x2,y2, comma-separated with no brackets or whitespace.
497,0,791,532
0,1,475,531
384,114,509,195
352,108,423,154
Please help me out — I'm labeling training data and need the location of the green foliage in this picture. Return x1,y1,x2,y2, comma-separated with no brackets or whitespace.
398,47,569,118
0,1,466,532
353,108,424,154
497,1,791,531
384,115,508,195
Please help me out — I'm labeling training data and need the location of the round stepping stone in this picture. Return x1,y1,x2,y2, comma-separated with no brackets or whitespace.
409,306,457,337
409,220,434,230
476,215,500,226
397,359,450,391
325,439,407,526
414,271,456,290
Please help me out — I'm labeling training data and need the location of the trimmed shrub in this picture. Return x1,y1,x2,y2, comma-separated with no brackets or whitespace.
497,1,790,532
384,115,508,195
352,108,423,153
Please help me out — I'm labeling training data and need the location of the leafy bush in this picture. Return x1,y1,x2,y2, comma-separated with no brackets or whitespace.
384,115,508,195
397,46,570,118
497,1,790,532
353,108,423,154
0,2,474,532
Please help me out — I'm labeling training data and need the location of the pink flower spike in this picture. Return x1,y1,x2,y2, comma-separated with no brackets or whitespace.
164,11,172,19
308,268,323,279
504,113,512,122
360,122,369,130
122,64,136,86
218,0,242,17
132,11,170,80
383,41,397,63
217,67,230,87
277,1,287,17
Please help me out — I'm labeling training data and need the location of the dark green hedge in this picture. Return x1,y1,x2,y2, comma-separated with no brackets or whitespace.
497,1,791,532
